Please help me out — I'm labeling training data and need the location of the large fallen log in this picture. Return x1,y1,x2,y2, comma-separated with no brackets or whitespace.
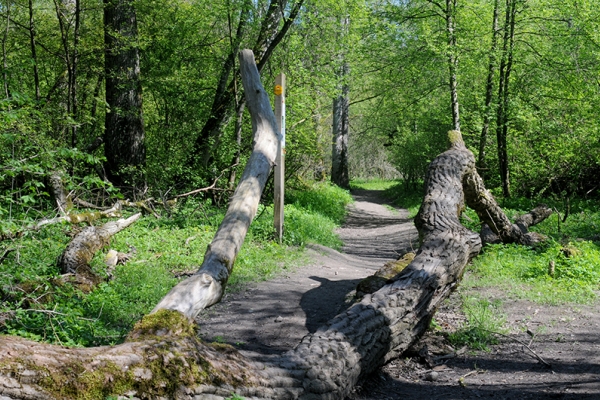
0,53,547,399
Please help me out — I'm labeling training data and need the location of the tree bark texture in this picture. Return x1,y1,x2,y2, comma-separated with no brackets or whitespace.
153,50,280,317
103,0,145,186
331,92,349,189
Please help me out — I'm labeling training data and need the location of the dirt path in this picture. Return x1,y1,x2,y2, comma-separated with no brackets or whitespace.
197,189,600,399
196,189,418,357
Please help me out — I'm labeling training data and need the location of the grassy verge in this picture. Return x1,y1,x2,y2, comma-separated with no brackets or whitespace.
0,181,352,346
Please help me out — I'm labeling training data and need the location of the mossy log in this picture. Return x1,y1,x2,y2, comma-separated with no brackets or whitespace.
0,55,549,399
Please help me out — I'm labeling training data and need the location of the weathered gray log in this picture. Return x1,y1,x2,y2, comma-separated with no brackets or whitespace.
58,213,141,275
152,49,281,317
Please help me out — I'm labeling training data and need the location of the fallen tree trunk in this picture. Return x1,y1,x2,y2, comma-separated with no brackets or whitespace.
0,57,548,399
153,49,281,316
58,213,141,276
479,205,552,245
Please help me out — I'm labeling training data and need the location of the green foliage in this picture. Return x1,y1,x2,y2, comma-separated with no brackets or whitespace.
0,181,351,346
464,196,600,304
382,180,424,218
287,181,353,225
448,296,506,351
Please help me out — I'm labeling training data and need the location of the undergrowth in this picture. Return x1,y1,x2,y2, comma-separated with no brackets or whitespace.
0,181,351,346
447,296,507,351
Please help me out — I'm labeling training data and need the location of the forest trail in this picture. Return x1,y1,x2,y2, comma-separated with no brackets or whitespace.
196,189,418,356
196,189,600,399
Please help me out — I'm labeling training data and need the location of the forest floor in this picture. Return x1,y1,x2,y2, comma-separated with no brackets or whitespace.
197,189,600,399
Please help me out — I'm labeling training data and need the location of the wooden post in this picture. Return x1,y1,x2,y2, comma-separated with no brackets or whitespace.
274,73,285,243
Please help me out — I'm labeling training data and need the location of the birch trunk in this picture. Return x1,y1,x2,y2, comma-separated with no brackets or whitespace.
153,49,280,316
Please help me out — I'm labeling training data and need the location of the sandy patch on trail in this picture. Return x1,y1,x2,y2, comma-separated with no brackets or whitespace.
197,189,600,399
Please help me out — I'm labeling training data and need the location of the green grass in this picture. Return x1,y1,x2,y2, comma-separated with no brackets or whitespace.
460,194,600,304
448,296,507,351
0,181,352,346
350,178,400,191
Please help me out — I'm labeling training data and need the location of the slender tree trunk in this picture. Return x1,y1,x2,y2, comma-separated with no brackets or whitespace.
446,0,460,131
496,0,516,198
103,0,145,188
191,0,305,171
331,73,350,188
53,0,73,141
2,2,9,98
28,0,40,101
70,0,80,148
331,16,350,189
477,0,500,178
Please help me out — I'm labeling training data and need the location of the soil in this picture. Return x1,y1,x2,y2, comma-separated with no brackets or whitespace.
196,189,600,399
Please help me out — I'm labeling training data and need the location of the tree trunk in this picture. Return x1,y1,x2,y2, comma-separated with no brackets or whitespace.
331,89,349,188
477,0,500,178
446,0,460,131
103,0,146,188
28,0,40,101
331,16,350,189
153,50,281,316
479,204,552,245
0,104,549,398
496,0,517,198
191,0,305,171
1,2,9,98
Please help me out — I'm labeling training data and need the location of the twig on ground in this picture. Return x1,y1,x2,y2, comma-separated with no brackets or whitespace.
458,369,487,387
486,329,552,367
0,248,15,264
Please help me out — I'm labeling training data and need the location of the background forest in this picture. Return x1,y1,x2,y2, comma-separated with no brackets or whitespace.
1,0,600,346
